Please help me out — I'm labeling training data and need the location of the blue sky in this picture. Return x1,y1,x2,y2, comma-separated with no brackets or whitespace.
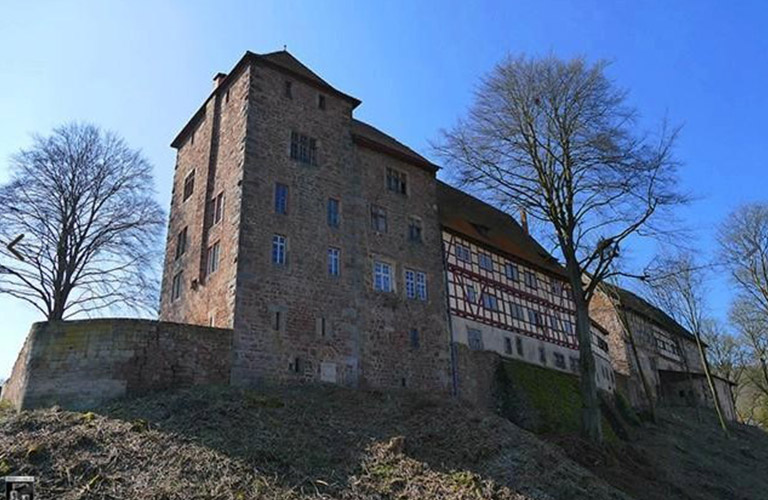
1,0,766,378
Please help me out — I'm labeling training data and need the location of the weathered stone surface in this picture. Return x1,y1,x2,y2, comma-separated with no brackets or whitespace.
0,320,232,411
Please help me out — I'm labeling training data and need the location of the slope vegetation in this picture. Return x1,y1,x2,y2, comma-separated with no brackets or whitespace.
0,384,627,499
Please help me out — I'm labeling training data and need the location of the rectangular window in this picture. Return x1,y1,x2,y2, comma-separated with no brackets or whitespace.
275,183,288,214
466,284,477,303
478,253,493,271
318,94,326,110
511,303,525,320
505,263,519,281
456,244,471,262
504,337,513,355
206,241,221,276
386,167,407,194
290,131,317,165
175,227,188,260
516,336,524,356
273,310,282,331
405,269,416,299
408,217,422,243
552,280,563,296
554,353,566,369
272,234,286,265
528,309,541,327
570,356,579,373
284,80,292,98
415,272,427,301
327,198,340,228
374,261,393,292
468,328,484,351
212,192,224,225
183,170,195,201
171,272,183,301
539,347,547,365
371,205,388,233
328,247,340,276
410,329,420,349
482,293,498,311
524,271,538,289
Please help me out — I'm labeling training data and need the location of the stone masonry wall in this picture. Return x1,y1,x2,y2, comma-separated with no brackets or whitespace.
0,319,232,411
158,64,250,329
230,58,452,391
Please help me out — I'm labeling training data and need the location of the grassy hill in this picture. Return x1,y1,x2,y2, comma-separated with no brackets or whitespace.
0,383,766,499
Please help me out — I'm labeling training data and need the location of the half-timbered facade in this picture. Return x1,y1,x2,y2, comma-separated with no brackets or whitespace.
437,183,616,392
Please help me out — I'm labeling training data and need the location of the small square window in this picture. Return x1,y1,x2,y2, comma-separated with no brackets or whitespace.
408,217,423,243
554,352,566,369
290,131,317,165
482,293,498,311
386,167,407,195
318,94,326,110
371,205,388,233
456,244,472,262
468,328,484,351
183,170,195,201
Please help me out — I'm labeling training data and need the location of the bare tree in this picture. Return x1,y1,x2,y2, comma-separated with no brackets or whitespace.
645,253,729,434
437,55,686,442
0,123,165,320
703,319,747,414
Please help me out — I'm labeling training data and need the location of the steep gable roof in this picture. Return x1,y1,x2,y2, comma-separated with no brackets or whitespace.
351,119,439,173
437,182,567,278
602,284,699,343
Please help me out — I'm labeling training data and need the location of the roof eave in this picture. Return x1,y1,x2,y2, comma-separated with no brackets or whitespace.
352,133,440,174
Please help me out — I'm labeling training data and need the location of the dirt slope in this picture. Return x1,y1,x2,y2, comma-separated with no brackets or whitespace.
555,407,768,500
0,384,627,500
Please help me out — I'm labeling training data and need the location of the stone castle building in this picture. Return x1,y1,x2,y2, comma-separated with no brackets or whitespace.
158,50,725,410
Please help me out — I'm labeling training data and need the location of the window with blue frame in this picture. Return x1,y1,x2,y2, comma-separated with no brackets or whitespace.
275,183,288,214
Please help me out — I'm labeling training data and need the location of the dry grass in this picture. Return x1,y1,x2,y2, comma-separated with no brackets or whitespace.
0,384,628,499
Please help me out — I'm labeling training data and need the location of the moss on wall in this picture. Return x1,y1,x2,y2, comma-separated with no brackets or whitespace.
496,358,618,442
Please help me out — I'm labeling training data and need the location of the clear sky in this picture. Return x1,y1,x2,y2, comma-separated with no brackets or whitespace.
1,0,766,378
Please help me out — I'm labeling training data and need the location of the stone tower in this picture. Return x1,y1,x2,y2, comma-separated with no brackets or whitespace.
159,50,452,391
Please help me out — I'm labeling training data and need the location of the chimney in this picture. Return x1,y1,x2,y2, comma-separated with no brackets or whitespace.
520,207,529,234
213,72,227,89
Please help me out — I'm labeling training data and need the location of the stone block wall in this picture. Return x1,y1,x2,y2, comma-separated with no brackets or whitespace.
0,319,232,411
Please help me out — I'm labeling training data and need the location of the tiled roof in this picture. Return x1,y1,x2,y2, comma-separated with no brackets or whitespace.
602,284,698,343
351,119,438,172
436,182,567,278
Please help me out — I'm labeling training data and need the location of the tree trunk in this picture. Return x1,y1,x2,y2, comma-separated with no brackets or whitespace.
572,286,603,442
694,331,729,435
